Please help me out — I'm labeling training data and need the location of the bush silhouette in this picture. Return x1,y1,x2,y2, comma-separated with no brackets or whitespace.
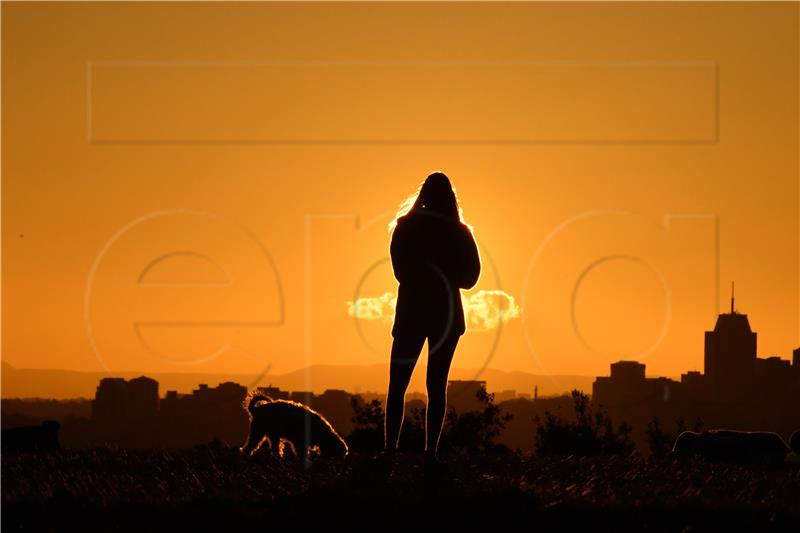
346,397,384,452
398,404,426,451
534,390,634,457
441,385,513,455
347,386,513,454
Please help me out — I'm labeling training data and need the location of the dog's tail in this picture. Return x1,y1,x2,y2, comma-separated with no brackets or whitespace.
243,391,272,416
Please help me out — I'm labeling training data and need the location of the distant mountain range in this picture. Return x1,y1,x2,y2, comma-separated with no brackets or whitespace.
1,360,596,400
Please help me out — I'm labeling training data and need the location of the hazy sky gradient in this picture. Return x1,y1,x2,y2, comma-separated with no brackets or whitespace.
2,2,798,392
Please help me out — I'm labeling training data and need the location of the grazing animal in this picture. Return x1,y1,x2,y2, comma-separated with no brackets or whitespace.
240,393,348,458
790,430,800,456
672,430,789,465
1,420,61,453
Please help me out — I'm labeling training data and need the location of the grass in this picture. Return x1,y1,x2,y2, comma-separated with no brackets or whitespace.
3,447,799,531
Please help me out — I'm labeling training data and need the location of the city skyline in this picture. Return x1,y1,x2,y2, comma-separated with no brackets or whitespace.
6,297,798,405
5,299,798,453
4,292,800,399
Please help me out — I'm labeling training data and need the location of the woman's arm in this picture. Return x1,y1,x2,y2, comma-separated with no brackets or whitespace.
457,225,481,289
390,221,415,284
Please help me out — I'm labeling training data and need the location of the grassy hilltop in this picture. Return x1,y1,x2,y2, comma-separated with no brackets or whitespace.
3,448,799,531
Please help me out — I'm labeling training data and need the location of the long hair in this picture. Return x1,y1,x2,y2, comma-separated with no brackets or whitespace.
388,171,471,233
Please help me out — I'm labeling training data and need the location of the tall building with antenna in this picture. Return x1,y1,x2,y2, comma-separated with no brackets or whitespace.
703,281,757,400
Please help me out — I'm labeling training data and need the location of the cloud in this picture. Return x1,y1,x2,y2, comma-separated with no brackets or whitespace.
462,290,521,332
346,291,397,322
346,289,520,331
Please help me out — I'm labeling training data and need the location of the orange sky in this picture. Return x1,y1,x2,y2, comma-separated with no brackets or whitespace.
2,2,798,392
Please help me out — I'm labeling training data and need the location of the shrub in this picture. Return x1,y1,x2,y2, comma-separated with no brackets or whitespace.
441,385,514,455
346,397,384,452
398,405,426,452
347,386,515,455
533,390,634,457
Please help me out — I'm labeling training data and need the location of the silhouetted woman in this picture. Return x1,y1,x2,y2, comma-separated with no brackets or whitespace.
385,171,481,457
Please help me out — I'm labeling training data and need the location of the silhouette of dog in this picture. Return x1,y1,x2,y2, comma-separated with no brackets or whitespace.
790,430,800,456
1,420,61,453
672,430,789,465
240,393,348,458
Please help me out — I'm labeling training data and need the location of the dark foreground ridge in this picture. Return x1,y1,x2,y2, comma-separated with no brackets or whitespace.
3,447,799,531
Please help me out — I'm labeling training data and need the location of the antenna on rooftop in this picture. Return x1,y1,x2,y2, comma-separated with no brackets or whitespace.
731,281,735,314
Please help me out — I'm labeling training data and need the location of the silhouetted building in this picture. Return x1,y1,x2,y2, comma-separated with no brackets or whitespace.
680,370,703,387
593,362,678,409
256,385,289,400
215,382,248,401
173,381,247,412
315,389,350,405
161,391,179,413
158,381,248,448
794,347,799,368
92,378,127,423
290,391,314,406
612,361,645,381
494,390,517,403
704,305,757,401
447,380,486,413
703,296,799,402
314,389,355,435
92,376,158,423
127,376,159,418
679,370,711,403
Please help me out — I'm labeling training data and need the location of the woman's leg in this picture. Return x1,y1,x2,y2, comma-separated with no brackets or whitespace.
425,332,460,456
385,335,426,451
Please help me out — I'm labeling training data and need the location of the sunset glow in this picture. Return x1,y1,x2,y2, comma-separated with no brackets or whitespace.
2,2,798,397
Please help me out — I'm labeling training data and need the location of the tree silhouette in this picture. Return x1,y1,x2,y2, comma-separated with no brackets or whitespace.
346,397,384,452
441,385,514,455
347,386,514,455
534,390,634,456
398,404,426,451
